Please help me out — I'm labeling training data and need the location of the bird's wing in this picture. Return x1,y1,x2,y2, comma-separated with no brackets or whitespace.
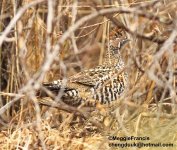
69,65,113,87
69,72,96,86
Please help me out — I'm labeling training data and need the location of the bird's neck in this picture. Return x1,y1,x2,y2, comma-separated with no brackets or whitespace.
103,45,123,67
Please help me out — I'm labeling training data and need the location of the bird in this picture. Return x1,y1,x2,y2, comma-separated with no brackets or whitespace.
38,28,129,108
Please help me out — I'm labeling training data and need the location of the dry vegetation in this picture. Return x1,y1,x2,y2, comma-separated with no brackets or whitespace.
0,0,177,149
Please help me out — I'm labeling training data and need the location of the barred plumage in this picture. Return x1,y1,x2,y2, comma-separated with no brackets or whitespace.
38,28,129,107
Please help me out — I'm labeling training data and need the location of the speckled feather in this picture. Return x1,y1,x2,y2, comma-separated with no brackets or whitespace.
39,28,129,106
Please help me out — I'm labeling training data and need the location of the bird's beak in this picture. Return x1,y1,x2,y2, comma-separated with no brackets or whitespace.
123,39,130,44
120,38,130,48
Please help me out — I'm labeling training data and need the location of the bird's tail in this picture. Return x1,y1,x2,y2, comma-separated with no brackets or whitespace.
37,80,80,98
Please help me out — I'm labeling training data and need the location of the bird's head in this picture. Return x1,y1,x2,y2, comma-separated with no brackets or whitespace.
109,28,129,54
103,28,129,66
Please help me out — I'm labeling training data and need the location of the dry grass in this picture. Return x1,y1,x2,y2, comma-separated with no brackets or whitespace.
0,0,177,149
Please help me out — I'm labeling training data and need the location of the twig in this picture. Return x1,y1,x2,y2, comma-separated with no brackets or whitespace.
0,0,47,47
0,92,25,97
